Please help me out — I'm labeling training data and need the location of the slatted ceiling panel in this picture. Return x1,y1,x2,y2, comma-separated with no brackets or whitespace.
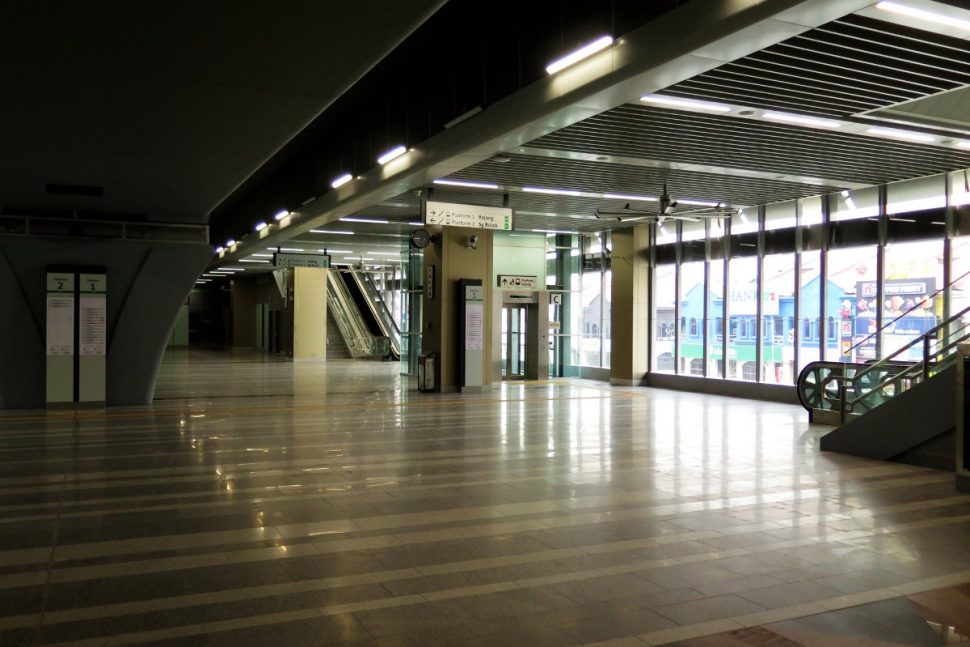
451,155,841,207
531,105,970,185
661,14,970,119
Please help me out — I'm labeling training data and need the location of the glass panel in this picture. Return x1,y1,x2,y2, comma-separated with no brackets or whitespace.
679,262,705,376
800,196,823,227
887,174,946,215
762,253,795,384
602,269,612,369
828,246,878,362
580,268,602,367
727,256,758,381
882,240,943,360
766,200,797,231
832,187,880,221
682,219,706,242
798,250,822,372
656,221,677,245
731,207,758,235
951,168,970,207
708,261,724,378
950,236,970,343
652,264,677,374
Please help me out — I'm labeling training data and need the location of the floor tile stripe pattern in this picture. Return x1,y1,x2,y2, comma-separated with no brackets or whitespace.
0,351,968,646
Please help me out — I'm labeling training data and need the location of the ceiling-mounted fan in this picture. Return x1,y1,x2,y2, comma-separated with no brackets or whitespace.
595,184,738,224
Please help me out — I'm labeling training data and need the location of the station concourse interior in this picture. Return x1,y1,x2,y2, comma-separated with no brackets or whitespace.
3,1,970,645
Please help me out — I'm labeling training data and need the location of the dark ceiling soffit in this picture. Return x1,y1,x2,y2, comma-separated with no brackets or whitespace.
212,0,874,266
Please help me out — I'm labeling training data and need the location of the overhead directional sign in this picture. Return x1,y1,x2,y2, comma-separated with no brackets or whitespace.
497,275,537,289
273,252,331,268
425,201,513,231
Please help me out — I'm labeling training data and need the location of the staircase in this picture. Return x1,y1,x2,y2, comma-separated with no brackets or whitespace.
797,278,970,470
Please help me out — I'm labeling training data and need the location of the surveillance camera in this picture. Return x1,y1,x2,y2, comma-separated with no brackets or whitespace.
468,235,478,249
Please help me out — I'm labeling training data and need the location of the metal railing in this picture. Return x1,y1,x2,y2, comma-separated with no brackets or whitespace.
797,300,970,424
354,270,402,359
327,272,390,359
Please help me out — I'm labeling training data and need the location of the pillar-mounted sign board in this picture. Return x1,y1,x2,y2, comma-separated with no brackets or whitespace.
46,272,76,404
459,279,485,393
78,273,107,403
425,201,513,231
45,267,107,406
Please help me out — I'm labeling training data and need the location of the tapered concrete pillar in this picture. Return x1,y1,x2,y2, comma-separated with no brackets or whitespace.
611,225,650,385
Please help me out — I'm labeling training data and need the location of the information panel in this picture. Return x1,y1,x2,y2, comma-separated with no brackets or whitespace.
46,272,75,404
78,273,107,403
460,279,485,392
425,201,513,231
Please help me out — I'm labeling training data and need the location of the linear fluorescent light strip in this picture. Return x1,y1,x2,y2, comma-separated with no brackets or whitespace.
958,141,970,149
762,110,841,129
251,253,273,258
330,173,353,189
341,217,390,224
545,36,613,75
640,94,731,113
866,127,935,143
532,229,577,235
678,199,721,207
408,221,423,226
278,248,304,252
240,259,270,264
523,186,582,197
321,249,352,253
603,192,657,202
309,229,354,235
876,1,970,31
433,179,499,189
377,145,407,165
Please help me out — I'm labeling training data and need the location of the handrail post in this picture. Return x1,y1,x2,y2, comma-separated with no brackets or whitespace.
923,334,931,379
839,378,847,426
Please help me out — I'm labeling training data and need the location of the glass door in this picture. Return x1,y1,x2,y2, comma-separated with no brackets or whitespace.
501,305,527,379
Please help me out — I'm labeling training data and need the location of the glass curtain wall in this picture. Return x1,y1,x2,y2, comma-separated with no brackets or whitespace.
579,232,612,369
648,170,970,385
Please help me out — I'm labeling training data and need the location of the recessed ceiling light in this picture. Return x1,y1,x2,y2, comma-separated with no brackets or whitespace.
225,239,236,247
603,192,657,202
866,126,935,143
215,246,224,254
762,110,841,128
274,210,290,221
341,217,390,224
545,35,613,75
640,94,731,113
523,186,582,196
377,145,407,165
309,229,354,235
331,173,353,189
433,179,499,189
254,221,268,232
875,1,970,32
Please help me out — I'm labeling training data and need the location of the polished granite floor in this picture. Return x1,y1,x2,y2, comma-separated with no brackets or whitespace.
0,349,969,646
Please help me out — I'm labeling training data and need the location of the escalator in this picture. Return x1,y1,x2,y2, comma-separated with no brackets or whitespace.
337,269,401,360
327,271,391,360
797,278,970,470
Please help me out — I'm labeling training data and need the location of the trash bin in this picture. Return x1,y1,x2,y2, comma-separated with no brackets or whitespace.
418,352,436,392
